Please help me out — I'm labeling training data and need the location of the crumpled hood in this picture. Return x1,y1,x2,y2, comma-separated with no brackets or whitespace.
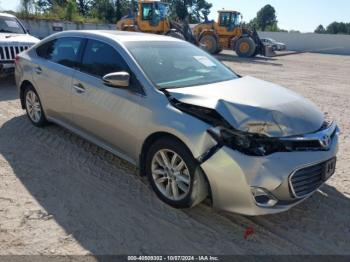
167,76,324,137
0,33,39,44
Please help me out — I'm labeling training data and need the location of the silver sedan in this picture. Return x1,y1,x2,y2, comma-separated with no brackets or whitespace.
15,31,339,215
261,38,287,51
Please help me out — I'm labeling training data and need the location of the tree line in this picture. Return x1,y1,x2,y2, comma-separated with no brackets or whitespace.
18,0,212,23
19,0,347,35
18,0,280,29
315,22,350,35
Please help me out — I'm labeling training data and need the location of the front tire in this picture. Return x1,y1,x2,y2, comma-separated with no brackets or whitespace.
235,37,256,58
199,35,218,54
24,85,47,127
146,138,208,209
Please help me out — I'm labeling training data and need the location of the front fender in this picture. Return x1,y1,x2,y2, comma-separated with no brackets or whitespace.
136,97,218,165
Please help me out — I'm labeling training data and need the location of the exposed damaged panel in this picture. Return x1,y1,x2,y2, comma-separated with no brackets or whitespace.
168,97,230,128
166,76,325,137
162,77,337,158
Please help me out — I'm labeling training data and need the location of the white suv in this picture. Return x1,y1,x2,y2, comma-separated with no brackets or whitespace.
0,13,39,77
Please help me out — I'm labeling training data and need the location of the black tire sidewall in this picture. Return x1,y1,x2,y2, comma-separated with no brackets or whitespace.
145,138,199,208
236,37,256,57
200,35,217,54
24,86,47,127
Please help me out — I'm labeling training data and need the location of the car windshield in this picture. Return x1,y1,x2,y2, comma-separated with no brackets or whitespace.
126,41,238,89
0,16,25,34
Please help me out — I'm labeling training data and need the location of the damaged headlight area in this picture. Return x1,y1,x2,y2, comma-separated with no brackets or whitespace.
169,97,286,157
167,95,337,158
208,126,288,156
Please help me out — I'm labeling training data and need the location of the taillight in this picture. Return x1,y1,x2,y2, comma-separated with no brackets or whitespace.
15,55,20,65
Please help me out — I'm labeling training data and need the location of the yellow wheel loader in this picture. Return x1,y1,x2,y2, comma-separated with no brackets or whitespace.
193,10,275,57
117,0,195,43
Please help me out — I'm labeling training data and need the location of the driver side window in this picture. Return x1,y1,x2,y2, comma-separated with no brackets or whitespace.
142,3,153,20
79,39,144,94
219,13,231,27
80,39,128,78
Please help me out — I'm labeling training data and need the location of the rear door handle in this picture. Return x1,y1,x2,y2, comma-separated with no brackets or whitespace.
73,83,86,94
35,67,42,74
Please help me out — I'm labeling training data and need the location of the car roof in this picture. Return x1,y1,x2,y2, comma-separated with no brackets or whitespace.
0,12,16,18
52,30,182,44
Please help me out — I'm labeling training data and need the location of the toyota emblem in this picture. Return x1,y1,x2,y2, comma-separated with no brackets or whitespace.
320,135,331,148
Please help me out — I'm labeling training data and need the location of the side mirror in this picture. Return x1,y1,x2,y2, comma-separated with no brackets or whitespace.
103,71,130,88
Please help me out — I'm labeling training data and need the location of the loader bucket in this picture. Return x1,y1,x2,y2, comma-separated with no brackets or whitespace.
264,45,276,57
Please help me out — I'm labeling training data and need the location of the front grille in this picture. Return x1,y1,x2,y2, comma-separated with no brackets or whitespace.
0,45,30,61
290,162,325,198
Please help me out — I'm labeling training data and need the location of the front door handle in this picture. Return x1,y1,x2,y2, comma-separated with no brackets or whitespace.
73,83,86,94
35,67,42,74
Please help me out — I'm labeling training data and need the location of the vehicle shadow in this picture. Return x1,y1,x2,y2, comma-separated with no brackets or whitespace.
0,76,18,102
215,52,283,67
0,115,349,255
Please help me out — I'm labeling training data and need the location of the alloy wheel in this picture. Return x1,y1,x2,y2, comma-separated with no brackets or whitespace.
151,149,191,201
26,90,42,123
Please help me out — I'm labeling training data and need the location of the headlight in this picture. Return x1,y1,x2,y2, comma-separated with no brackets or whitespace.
208,126,286,156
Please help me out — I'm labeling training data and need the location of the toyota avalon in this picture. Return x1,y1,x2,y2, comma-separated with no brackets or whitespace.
15,31,339,215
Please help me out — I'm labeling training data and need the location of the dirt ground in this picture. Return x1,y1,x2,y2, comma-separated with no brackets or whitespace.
0,52,349,255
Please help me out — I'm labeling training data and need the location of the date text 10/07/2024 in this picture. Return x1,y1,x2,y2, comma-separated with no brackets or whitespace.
127,256,220,261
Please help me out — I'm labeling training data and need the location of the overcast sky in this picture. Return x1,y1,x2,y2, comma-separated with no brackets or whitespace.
1,0,349,33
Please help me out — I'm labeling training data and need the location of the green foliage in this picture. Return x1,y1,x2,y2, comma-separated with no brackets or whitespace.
265,22,279,32
77,0,92,16
20,0,35,14
315,22,350,35
16,0,212,24
314,24,326,34
327,22,350,34
91,0,116,23
167,0,212,23
65,0,77,21
248,4,287,32
253,4,277,31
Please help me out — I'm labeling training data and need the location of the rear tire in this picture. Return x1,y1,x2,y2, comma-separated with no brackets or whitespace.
199,35,218,54
235,37,256,58
146,137,208,209
24,85,48,127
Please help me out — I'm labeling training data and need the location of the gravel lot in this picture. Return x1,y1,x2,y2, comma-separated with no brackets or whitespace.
0,52,349,255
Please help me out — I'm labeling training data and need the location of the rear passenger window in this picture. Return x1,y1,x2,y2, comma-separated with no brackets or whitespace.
36,37,83,68
80,39,129,78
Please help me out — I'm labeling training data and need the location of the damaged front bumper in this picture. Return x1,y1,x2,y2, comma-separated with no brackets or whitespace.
200,124,339,216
